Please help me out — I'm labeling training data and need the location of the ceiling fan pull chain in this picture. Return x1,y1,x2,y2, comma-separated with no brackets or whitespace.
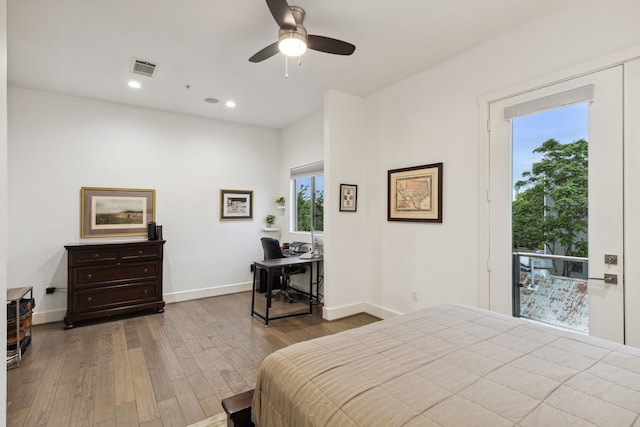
298,56,302,66
285,56,289,79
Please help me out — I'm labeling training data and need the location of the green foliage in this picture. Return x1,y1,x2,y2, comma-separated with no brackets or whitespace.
265,214,276,225
512,185,545,251
296,184,324,232
314,188,324,231
513,138,588,258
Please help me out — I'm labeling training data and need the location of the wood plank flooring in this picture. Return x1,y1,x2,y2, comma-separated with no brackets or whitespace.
7,291,379,427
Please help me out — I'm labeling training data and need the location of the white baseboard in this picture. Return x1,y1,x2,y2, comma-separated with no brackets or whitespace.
361,302,404,320
33,309,66,325
32,282,254,325
33,283,399,326
163,282,253,304
323,301,403,321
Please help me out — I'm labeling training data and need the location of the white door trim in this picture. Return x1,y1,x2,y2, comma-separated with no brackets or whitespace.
478,46,640,315
479,63,631,344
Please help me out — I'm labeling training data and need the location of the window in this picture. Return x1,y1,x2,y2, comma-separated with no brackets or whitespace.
291,162,324,232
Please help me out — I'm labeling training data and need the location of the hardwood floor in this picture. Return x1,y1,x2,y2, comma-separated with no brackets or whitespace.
7,291,379,427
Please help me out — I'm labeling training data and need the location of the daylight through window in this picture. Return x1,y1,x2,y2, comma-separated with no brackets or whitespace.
290,162,324,232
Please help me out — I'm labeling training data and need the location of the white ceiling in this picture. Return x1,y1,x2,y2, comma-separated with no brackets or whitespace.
8,0,572,130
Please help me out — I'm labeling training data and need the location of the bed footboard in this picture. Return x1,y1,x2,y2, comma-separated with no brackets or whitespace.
222,389,254,427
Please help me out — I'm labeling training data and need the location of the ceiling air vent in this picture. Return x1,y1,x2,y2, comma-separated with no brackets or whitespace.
131,58,157,77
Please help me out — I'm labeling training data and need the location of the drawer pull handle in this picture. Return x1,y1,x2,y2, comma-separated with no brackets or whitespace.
144,268,149,273
87,297,92,301
138,250,143,254
86,273,93,279
94,253,99,258
144,290,148,294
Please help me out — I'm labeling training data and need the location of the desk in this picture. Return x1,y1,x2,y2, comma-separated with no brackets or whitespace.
251,256,322,326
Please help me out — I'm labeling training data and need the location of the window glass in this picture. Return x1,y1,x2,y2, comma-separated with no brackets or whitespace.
294,174,324,232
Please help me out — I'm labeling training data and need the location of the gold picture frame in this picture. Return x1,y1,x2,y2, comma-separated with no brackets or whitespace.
388,163,443,222
81,187,155,238
220,189,253,220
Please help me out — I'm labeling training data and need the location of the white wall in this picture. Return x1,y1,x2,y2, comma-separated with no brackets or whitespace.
278,109,323,244
7,1,640,329
324,0,640,317
273,110,324,291
8,86,281,323
624,59,640,346
322,90,385,318
0,0,8,420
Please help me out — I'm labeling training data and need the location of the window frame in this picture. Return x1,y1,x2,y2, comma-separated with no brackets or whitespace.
291,173,324,233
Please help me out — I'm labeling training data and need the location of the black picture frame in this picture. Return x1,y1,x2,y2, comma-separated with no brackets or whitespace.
339,184,358,212
387,163,443,222
220,189,254,220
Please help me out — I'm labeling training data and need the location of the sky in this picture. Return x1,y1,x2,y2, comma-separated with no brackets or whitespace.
296,175,324,197
512,102,588,189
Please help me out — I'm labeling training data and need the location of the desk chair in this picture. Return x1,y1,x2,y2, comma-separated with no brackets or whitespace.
260,237,306,303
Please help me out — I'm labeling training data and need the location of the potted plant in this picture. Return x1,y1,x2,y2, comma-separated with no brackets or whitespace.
265,214,276,228
275,196,285,207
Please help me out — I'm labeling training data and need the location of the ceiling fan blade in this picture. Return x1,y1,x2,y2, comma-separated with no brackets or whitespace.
249,42,280,63
307,35,356,56
266,0,296,29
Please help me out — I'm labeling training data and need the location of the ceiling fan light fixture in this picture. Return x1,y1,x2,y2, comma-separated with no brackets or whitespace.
249,1,354,63
278,30,307,57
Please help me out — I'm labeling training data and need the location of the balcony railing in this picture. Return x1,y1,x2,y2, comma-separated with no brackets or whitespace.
512,252,589,333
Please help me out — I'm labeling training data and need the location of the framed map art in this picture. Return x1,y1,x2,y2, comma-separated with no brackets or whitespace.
387,163,442,222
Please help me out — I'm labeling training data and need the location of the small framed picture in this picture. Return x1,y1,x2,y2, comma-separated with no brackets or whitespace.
220,189,253,220
388,163,442,222
81,187,155,238
339,184,358,212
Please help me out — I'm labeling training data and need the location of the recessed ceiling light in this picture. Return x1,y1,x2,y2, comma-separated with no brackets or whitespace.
128,80,141,89
225,100,236,108
204,97,219,104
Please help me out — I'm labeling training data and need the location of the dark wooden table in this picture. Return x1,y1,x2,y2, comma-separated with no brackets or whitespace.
251,256,322,326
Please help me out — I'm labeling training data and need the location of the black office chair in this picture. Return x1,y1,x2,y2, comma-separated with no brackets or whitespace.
260,237,306,303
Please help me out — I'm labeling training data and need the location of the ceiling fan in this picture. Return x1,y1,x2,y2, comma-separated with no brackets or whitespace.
249,0,356,63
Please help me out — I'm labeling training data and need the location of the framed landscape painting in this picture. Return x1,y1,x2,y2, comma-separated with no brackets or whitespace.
388,163,443,222
81,187,155,238
220,189,253,220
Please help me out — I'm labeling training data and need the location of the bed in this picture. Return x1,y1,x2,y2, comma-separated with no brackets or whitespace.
251,304,640,426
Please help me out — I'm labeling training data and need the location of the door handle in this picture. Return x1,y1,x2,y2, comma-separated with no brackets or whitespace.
589,274,618,284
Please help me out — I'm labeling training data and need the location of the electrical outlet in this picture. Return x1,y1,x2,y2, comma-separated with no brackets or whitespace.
411,289,418,301
46,287,56,294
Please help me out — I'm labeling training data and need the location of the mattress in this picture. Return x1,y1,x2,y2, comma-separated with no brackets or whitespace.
252,304,640,426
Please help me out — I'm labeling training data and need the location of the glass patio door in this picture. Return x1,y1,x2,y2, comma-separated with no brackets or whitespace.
487,66,624,343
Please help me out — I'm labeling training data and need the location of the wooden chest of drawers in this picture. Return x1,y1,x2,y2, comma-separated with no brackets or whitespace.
64,240,165,329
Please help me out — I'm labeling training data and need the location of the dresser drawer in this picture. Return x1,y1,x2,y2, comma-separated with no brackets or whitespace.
64,240,165,329
72,283,159,313
71,248,118,264
73,262,159,287
120,244,161,260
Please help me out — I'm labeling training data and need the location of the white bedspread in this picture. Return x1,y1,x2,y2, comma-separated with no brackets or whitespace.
252,304,640,426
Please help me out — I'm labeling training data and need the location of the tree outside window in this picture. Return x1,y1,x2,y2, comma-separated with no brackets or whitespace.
513,138,588,264
294,175,324,232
